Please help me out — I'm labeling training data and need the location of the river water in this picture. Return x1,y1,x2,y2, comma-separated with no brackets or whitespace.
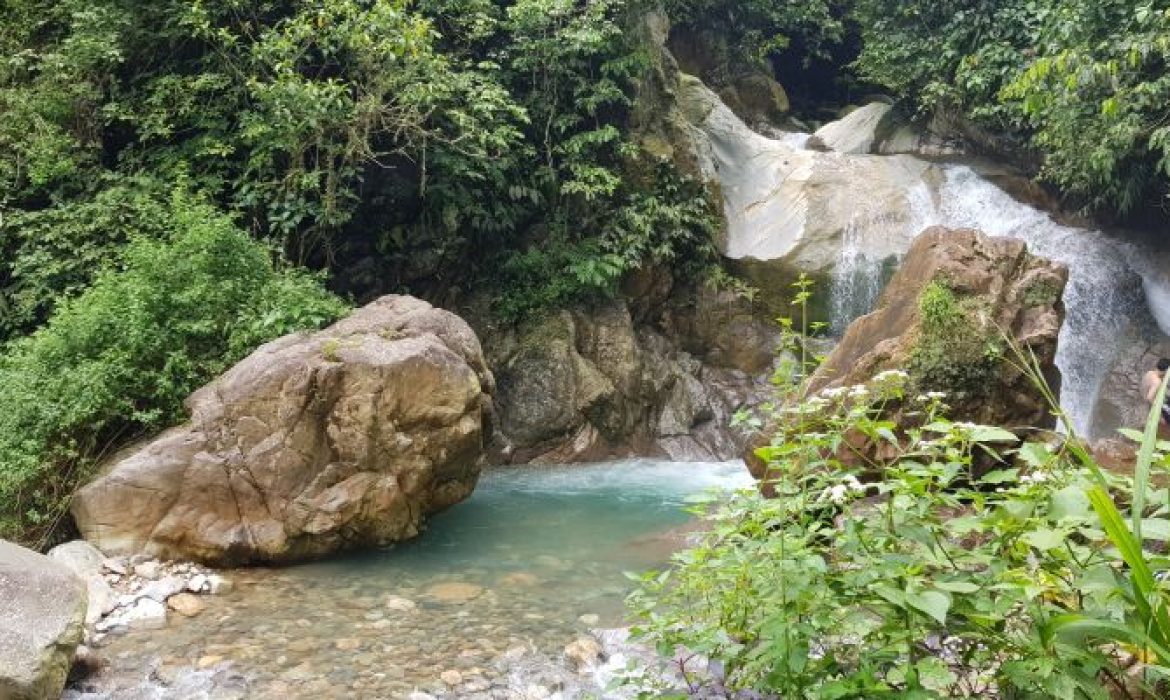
68,460,752,700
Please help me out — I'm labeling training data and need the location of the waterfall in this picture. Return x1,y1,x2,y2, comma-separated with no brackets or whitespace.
683,80,1170,436
931,166,1162,435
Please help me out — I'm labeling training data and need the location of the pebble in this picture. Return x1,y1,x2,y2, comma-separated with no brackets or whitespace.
577,614,600,626
425,582,484,603
563,636,604,672
133,561,162,580
384,595,417,612
167,592,206,617
196,654,224,669
439,669,463,686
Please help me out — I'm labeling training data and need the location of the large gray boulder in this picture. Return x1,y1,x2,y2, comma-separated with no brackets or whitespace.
72,296,494,566
0,539,86,700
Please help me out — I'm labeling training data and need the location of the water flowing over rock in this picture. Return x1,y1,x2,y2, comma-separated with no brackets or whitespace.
814,227,1066,419
666,63,1170,436
0,539,87,700
746,228,1067,480
72,295,494,566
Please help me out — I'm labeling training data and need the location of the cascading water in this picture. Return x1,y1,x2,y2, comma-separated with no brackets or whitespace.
932,165,1166,436
828,179,936,335
698,92,1170,436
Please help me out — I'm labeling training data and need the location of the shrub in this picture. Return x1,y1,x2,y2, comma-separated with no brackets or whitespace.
627,366,1170,698
0,192,348,546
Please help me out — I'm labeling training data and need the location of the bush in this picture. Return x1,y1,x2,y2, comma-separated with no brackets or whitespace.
0,192,348,546
627,367,1170,698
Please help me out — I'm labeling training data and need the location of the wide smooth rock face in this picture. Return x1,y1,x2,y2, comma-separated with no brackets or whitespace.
811,102,893,154
0,539,86,700
72,296,494,566
678,77,942,276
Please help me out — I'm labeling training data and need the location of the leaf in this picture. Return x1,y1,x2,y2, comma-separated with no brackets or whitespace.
1023,527,1066,552
1050,485,1093,521
934,580,981,594
969,426,1019,443
1017,441,1053,469
906,589,951,624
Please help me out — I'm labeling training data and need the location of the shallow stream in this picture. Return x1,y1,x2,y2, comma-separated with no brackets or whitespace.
69,460,751,699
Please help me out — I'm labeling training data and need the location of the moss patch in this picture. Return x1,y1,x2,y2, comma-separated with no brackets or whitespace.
907,280,1003,401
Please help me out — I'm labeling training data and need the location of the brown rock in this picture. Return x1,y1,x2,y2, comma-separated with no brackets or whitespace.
72,296,494,566
747,227,1068,479
425,582,484,604
166,593,205,618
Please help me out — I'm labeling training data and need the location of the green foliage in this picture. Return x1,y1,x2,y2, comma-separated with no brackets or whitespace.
0,176,172,342
664,0,844,66
0,192,347,545
852,0,1170,217
493,165,719,321
627,368,1170,697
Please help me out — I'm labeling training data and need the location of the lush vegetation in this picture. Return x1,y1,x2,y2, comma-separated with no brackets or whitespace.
0,193,346,544
851,0,1170,218
628,358,1170,698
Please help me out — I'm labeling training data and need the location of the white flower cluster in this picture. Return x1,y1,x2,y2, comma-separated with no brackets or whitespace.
914,391,947,402
872,370,909,383
1021,470,1050,484
820,475,865,504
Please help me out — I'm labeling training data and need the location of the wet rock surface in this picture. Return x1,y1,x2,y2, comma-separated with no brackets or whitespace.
72,295,495,566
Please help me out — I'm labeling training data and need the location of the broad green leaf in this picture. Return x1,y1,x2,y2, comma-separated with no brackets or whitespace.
906,589,951,624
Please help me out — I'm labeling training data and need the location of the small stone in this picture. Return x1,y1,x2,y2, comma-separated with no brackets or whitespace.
102,558,127,576
498,572,539,587
563,636,604,673
425,582,483,604
439,670,463,686
206,574,233,595
287,639,314,653
577,614,600,626
167,592,205,617
334,638,361,651
123,598,168,631
407,693,436,700
140,575,186,602
133,560,162,580
384,595,417,612
187,574,209,594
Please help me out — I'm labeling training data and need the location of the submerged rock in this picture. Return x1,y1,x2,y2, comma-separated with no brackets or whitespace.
72,295,494,565
0,539,87,700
